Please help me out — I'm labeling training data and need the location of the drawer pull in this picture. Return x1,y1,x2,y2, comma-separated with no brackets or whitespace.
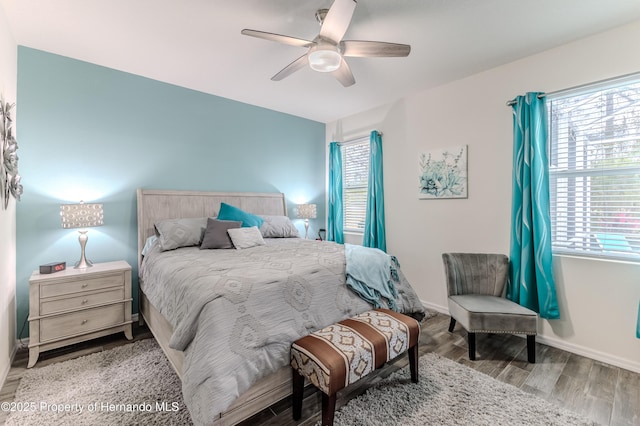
81,299,89,304
81,283,88,288
81,319,88,325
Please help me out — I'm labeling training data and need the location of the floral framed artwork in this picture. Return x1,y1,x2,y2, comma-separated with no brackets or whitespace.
419,145,467,199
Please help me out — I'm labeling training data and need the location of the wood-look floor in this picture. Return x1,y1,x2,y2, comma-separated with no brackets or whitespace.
1,313,638,426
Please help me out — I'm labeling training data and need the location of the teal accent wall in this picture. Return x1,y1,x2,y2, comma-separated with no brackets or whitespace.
15,47,326,337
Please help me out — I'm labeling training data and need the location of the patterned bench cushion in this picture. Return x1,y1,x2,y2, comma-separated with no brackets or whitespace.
290,308,420,395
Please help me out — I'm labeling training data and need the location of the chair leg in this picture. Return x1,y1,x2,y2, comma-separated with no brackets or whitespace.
291,369,304,420
322,392,336,426
408,344,419,383
448,317,456,332
527,334,536,363
468,332,476,360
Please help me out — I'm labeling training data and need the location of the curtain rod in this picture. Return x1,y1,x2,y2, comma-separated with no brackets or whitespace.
333,131,383,146
505,72,640,107
505,94,544,107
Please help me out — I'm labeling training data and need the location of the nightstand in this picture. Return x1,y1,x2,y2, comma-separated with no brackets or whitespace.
27,260,133,368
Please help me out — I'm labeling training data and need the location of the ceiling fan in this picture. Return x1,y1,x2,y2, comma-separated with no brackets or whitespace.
241,0,411,87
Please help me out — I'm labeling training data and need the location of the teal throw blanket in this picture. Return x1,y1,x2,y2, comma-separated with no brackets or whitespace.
345,243,399,310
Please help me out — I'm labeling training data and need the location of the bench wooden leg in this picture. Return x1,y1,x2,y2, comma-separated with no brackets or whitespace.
468,332,476,360
322,392,336,426
292,368,304,420
527,334,536,363
408,344,419,383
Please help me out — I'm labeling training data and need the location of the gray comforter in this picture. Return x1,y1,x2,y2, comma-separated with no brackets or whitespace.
140,238,425,425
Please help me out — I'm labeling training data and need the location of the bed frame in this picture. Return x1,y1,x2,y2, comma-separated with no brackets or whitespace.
136,189,293,425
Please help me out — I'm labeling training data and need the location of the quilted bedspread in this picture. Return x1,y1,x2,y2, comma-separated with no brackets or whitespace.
139,238,425,425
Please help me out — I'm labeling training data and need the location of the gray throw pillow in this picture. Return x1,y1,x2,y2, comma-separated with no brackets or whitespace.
200,218,242,249
155,217,208,251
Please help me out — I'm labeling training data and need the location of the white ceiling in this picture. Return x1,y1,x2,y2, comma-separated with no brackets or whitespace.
2,0,640,123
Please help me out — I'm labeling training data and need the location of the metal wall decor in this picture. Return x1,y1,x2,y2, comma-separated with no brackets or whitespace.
0,95,22,209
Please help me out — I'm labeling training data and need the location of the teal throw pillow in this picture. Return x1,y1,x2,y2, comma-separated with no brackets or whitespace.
217,202,264,228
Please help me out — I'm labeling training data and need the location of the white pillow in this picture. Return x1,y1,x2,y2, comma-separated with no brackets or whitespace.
259,215,300,238
141,235,158,256
227,226,266,249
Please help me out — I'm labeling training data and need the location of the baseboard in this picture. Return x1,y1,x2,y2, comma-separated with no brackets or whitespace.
420,299,640,374
422,299,448,315
1,341,18,392
535,334,640,374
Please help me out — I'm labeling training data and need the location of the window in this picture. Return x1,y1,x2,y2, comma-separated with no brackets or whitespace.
548,75,640,260
342,138,369,232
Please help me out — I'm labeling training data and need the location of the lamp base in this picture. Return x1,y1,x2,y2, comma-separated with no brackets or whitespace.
74,230,94,269
75,258,93,269
304,220,310,240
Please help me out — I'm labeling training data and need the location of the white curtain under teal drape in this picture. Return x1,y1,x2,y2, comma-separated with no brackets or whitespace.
363,130,386,251
509,92,560,320
327,142,344,244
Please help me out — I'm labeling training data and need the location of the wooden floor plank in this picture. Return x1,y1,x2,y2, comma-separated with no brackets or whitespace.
523,344,570,396
586,361,619,402
585,395,614,425
610,367,640,426
562,352,594,380
495,364,529,388
551,374,588,415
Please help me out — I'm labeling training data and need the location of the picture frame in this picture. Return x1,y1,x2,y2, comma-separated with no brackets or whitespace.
418,145,468,199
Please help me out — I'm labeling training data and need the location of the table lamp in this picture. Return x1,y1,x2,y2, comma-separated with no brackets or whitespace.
60,201,103,268
297,204,317,239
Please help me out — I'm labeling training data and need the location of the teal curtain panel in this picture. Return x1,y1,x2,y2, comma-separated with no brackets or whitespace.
508,93,560,319
363,130,386,251
636,300,640,338
328,142,344,244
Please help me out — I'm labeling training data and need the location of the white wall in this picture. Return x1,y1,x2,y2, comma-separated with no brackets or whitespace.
328,20,640,372
0,3,17,387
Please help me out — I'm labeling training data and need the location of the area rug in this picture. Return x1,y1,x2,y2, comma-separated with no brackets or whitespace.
4,339,191,426
5,338,598,426
331,353,598,426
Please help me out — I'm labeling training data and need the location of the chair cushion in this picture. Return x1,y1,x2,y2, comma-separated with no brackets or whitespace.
448,295,537,334
290,309,420,395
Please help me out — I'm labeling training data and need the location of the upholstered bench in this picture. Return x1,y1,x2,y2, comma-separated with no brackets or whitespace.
290,308,420,426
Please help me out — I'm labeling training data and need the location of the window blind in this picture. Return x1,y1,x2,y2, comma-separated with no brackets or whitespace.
548,76,640,260
342,139,369,232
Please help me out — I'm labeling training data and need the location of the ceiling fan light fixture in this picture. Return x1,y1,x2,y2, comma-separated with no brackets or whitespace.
308,44,342,73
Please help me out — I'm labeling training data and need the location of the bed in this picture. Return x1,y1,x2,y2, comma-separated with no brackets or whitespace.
136,189,426,425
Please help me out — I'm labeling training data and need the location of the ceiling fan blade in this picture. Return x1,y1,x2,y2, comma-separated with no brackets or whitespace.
331,58,355,87
241,29,313,48
271,54,309,81
341,40,411,57
319,0,357,44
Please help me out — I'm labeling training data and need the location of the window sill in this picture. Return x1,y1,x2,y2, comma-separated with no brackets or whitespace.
553,252,640,265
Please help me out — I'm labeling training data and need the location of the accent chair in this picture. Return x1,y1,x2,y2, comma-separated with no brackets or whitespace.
442,252,538,363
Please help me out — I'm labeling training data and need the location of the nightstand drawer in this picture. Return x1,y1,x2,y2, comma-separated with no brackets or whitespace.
40,274,123,298
40,287,125,315
39,304,125,342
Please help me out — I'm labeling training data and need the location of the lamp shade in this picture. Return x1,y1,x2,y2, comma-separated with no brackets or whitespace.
297,204,317,220
60,202,104,229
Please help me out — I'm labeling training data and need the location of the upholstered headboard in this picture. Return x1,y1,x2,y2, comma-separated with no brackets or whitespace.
136,189,287,269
